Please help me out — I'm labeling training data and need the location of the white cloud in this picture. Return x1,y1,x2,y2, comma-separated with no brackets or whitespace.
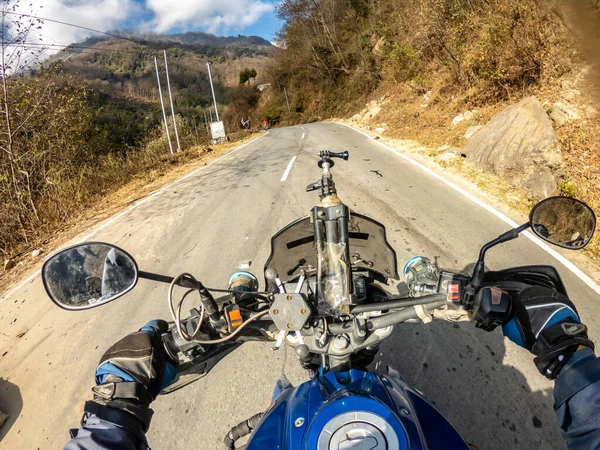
20,0,139,48
144,0,274,34
7,0,274,61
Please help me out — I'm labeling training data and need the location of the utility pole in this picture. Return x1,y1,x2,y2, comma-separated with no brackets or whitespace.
164,50,181,152
205,61,220,122
154,56,173,155
284,86,291,113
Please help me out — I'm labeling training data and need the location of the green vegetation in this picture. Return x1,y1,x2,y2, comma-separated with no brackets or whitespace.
239,68,257,85
261,0,578,118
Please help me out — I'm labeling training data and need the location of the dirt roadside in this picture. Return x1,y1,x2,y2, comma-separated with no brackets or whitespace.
0,132,265,299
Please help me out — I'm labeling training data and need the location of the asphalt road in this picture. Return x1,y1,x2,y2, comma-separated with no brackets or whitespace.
1,122,599,449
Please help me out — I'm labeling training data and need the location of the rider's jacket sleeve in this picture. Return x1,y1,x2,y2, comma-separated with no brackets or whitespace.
64,415,147,450
555,348,600,450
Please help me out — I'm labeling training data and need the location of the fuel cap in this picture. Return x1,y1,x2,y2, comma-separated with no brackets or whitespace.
317,412,400,450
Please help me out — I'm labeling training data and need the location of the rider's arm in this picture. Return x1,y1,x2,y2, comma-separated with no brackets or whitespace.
64,321,175,450
65,415,147,450
555,348,600,449
502,286,598,450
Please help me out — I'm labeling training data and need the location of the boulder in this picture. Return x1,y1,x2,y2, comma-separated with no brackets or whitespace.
463,96,563,200
365,101,381,119
451,113,465,127
464,125,483,139
464,109,480,125
549,107,570,127
549,101,582,126
452,109,480,128
436,144,463,155
437,152,460,163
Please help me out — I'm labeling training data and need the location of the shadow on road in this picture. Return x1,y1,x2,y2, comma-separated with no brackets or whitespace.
375,319,562,450
0,378,22,442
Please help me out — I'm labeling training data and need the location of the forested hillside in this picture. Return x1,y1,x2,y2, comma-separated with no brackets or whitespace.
264,0,598,118
51,32,272,148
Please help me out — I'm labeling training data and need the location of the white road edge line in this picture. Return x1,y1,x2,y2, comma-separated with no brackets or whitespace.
1,132,270,302
302,133,306,140
281,156,297,182
335,122,600,296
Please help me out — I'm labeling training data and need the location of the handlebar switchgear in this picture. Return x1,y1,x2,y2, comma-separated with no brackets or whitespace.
471,287,512,331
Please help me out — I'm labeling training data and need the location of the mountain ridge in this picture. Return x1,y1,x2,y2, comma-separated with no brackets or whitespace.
77,31,273,50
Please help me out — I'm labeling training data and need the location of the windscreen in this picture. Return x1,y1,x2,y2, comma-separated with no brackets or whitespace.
264,213,399,284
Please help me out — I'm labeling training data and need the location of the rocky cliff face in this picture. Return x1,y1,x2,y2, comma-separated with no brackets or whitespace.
463,97,564,200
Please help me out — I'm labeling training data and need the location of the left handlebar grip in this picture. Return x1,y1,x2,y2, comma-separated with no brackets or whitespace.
161,330,181,366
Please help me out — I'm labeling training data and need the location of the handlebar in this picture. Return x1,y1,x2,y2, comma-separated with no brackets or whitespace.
351,293,447,314
365,301,447,330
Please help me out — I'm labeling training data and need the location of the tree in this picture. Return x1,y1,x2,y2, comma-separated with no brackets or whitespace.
239,68,257,85
0,1,99,258
0,0,48,248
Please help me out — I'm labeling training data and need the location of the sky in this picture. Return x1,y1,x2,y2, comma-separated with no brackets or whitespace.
16,0,283,49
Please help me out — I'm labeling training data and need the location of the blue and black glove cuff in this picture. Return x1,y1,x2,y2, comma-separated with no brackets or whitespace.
502,287,594,379
532,321,594,380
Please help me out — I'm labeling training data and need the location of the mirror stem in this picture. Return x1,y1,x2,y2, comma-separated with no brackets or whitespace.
477,222,530,262
472,222,530,288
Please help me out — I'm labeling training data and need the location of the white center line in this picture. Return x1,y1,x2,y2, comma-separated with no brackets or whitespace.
281,156,297,182
301,133,305,140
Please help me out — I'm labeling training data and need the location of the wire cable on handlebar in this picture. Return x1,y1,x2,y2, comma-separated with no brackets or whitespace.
169,274,205,341
205,287,270,295
169,272,270,345
190,309,270,345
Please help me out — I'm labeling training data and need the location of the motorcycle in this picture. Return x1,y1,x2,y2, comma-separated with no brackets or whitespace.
42,151,597,449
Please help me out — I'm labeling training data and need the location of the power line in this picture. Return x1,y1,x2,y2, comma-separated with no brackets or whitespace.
3,12,215,63
2,11,144,46
38,33,68,46
17,42,150,56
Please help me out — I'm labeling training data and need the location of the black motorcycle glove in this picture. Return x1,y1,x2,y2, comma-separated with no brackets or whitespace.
83,320,176,439
502,286,594,379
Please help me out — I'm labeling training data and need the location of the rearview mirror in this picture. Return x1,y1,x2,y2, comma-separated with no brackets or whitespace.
42,242,138,310
530,197,596,250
